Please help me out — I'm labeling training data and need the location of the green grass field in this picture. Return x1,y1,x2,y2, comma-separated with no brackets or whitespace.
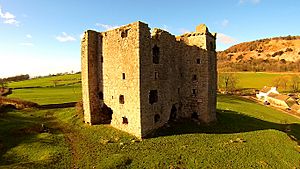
8,74,81,88
6,74,82,105
1,95,299,168
220,72,300,91
6,72,298,105
8,84,82,105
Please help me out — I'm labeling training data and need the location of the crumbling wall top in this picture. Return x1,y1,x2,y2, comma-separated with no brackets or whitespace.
196,24,208,34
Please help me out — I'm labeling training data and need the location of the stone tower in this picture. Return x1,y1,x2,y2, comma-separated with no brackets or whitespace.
81,21,217,138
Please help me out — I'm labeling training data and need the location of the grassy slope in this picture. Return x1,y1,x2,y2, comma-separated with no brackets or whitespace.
8,74,81,88
2,95,299,168
0,108,70,168
7,74,82,105
8,84,82,105
53,95,300,168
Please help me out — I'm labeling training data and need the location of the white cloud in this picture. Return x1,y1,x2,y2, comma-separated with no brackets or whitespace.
0,5,19,26
20,42,34,47
221,19,229,27
95,23,119,31
26,34,32,38
56,32,76,42
239,0,261,4
217,33,237,45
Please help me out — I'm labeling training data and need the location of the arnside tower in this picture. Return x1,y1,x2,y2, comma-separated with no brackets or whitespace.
81,21,217,138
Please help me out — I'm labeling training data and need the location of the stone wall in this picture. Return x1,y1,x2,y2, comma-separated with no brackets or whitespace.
81,30,102,124
101,22,142,137
81,21,217,138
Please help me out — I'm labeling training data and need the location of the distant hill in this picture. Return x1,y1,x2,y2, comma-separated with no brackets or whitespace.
218,35,300,72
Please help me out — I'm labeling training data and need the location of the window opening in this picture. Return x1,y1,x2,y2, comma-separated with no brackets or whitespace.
119,95,124,104
192,89,197,95
98,91,103,100
192,75,197,81
149,90,158,104
154,114,160,123
191,112,198,119
121,30,128,38
154,71,159,80
122,117,128,124
152,45,160,64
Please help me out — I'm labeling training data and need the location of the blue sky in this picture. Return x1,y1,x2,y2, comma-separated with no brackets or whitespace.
0,0,299,78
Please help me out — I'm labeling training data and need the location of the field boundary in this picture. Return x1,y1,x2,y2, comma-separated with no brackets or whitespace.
39,102,77,109
242,96,300,120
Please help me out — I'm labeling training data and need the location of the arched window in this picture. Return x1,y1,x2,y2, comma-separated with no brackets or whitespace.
152,45,160,64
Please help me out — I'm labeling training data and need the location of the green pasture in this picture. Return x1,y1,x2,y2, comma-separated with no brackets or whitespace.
0,108,71,168
1,95,299,168
8,84,82,105
220,72,300,90
7,74,81,88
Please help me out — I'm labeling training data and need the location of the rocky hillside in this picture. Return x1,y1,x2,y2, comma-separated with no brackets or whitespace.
218,36,300,72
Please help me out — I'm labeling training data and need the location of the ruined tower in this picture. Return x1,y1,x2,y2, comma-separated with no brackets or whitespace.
81,21,217,138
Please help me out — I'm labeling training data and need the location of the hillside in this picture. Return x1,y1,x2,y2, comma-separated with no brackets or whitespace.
218,36,300,72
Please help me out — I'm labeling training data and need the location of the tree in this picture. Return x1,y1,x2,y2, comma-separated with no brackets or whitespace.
218,73,239,93
280,76,289,90
290,75,300,92
0,78,7,88
272,76,289,90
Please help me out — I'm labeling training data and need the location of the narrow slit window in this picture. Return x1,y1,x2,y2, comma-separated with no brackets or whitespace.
197,58,201,64
119,95,124,104
152,45,160,64
122,73,126,80
210,42,214,51
98,91,103,100
154,71,159,80
192,89,197,95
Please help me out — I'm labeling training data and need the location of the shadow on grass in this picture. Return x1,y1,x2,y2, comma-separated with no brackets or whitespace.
153,109,300,144
0,109,64,167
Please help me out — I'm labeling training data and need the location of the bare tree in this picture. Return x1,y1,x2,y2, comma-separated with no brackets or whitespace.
290,75,300,92
272,77,282,88
280,76,289,90
218,73,239,93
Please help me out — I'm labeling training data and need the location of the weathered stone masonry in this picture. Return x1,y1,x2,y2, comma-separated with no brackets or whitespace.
81,21,217,138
